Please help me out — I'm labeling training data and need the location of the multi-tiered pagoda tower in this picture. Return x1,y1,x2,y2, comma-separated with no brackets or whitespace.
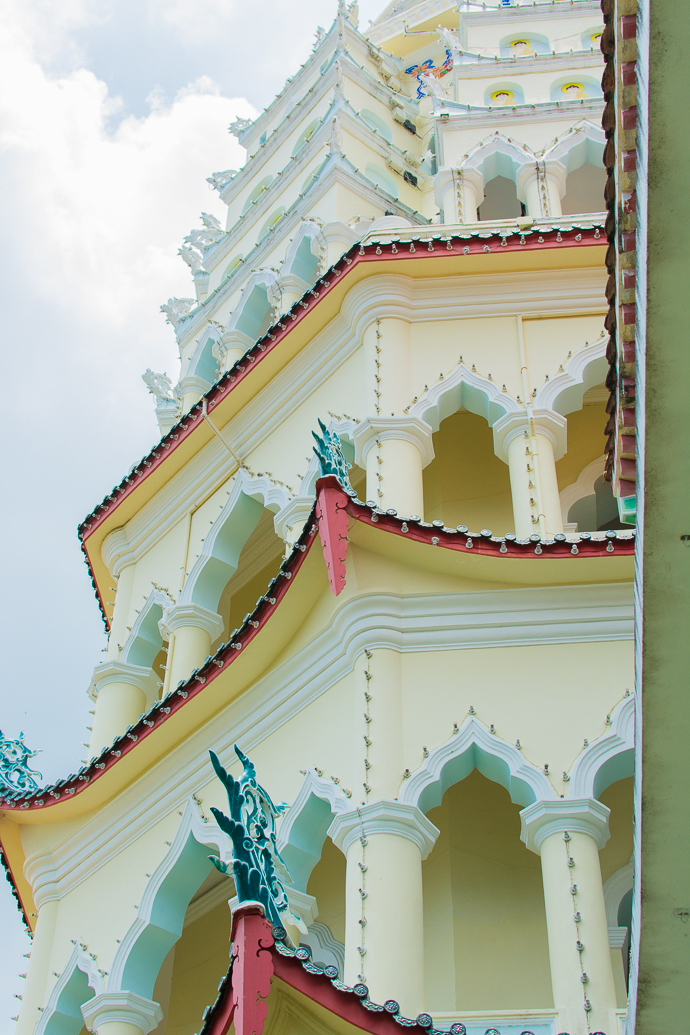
2,4,636,1035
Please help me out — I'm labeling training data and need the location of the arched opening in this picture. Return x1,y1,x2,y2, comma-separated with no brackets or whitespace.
568,474,625,531
188,334,220,384
234,284,273,340
561,162,607,213
550,75,603,102
305,837,346,963
478,175,525,220
162,867,235,1035
423,410,514,533
290,235,320,284
40,964,96,1035
242,175,273,215
215,508,284,648
423,772,552,1011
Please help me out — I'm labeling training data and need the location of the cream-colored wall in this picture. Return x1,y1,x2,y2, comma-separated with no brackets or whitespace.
307,838,347,944
556,401,607,491
424,772,553,1011
166,901,231,1035
424,411,514,533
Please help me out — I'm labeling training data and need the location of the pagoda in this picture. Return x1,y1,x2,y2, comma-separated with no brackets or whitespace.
2,4,636,1035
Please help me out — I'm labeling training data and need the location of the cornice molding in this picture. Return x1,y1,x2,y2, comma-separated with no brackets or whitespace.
353,416,435,468
158,602,224,641
519,796,611,854
492,408,568,463
82,991,163,1035
21,584,632,904
328,799,440,858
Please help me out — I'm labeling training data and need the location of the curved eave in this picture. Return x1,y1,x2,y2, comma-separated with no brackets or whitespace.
79,223,607,626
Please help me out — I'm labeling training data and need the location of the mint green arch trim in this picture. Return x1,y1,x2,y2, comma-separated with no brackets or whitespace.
108,800,233,1000
180,472,290,614
120,589,172,668
399,717,554,812
276,769,352,891
410,362,521,431
37,948,102,1035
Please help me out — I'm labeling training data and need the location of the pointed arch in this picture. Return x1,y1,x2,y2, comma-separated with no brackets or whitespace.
543,120,606,176
187,325,222,383
461,134,534,188
180,471,290,613
560,456,606,523
604,858,634,928
569,693,635,800
409,363,521,432
107,799,232,999
533,335,609,415
36,947,103,1035
281,221,325,284
399,717,554,812
225,269,280,342
120,589,173,668
276,768,351,892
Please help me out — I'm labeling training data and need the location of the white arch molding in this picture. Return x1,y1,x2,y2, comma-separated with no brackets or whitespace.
180,470,290,613
276,768,352,891
120,588,174,669
604,858,634,929
36,946,103,1035
568,693,635,800
398,716,555,812
408,361,521,434
534,335,609,415
560,456,606,523
107,798,232,1000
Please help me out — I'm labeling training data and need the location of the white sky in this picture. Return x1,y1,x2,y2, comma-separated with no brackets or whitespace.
0,0,387,1026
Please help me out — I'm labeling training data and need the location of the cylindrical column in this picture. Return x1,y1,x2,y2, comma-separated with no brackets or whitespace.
82,992,162,1035
455,168,482,223
159,603,224,689
522,171,564,219
521,799,618,1035
354,417,434,520
505,431,536,538
329,801,439,1019
88,662,154,755
534,431,564,536
365,438,425,517
494,410,567,539
15,900,58,1035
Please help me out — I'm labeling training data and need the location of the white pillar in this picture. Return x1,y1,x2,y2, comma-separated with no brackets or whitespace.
354,417,434,518
159,603,224,689
213,330,254,375
82,991,163,1035
277,273,309,311
521,799,618,1035
329,801,439,1019
493,410,567,538
177,374,211,414
455,168,482,223
518,163,565,220
15,900,58,1035
88,662,156,755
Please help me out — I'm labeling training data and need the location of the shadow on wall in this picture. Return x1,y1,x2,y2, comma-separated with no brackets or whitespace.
568,475,628,531
478,176,525,220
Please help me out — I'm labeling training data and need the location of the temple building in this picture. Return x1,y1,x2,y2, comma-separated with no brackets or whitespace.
1,3,639,1035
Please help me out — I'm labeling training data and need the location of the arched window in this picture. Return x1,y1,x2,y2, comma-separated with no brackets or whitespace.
499,32,550,58
290,234,320,284
258,206,286,240
223,254,244,279
478,175,524,220
550,75,603,102
484,81,525,107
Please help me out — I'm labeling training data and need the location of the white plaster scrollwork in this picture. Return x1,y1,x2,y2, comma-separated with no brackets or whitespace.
207,169,238,191
107,798,232,999
35,947,104,1035
142,369,174,404
568,693,635,800
399,715,555,812
159,298,195,331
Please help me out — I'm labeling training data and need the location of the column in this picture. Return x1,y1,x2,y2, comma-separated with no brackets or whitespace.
277,273,309,311
455,168,483,224
521,799,618,1035
329,801,439,1019
493,410,566,538
15,900,58,1035
518,162,565,220
213,330,254,375
275,497,315,556
354,417,433,518
82,991,163,1035
88,661,156,756
177,374,211,414
159,603,224,689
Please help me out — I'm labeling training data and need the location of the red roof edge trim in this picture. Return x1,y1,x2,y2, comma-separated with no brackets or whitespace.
3,482,635,816
198,904,438,1035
